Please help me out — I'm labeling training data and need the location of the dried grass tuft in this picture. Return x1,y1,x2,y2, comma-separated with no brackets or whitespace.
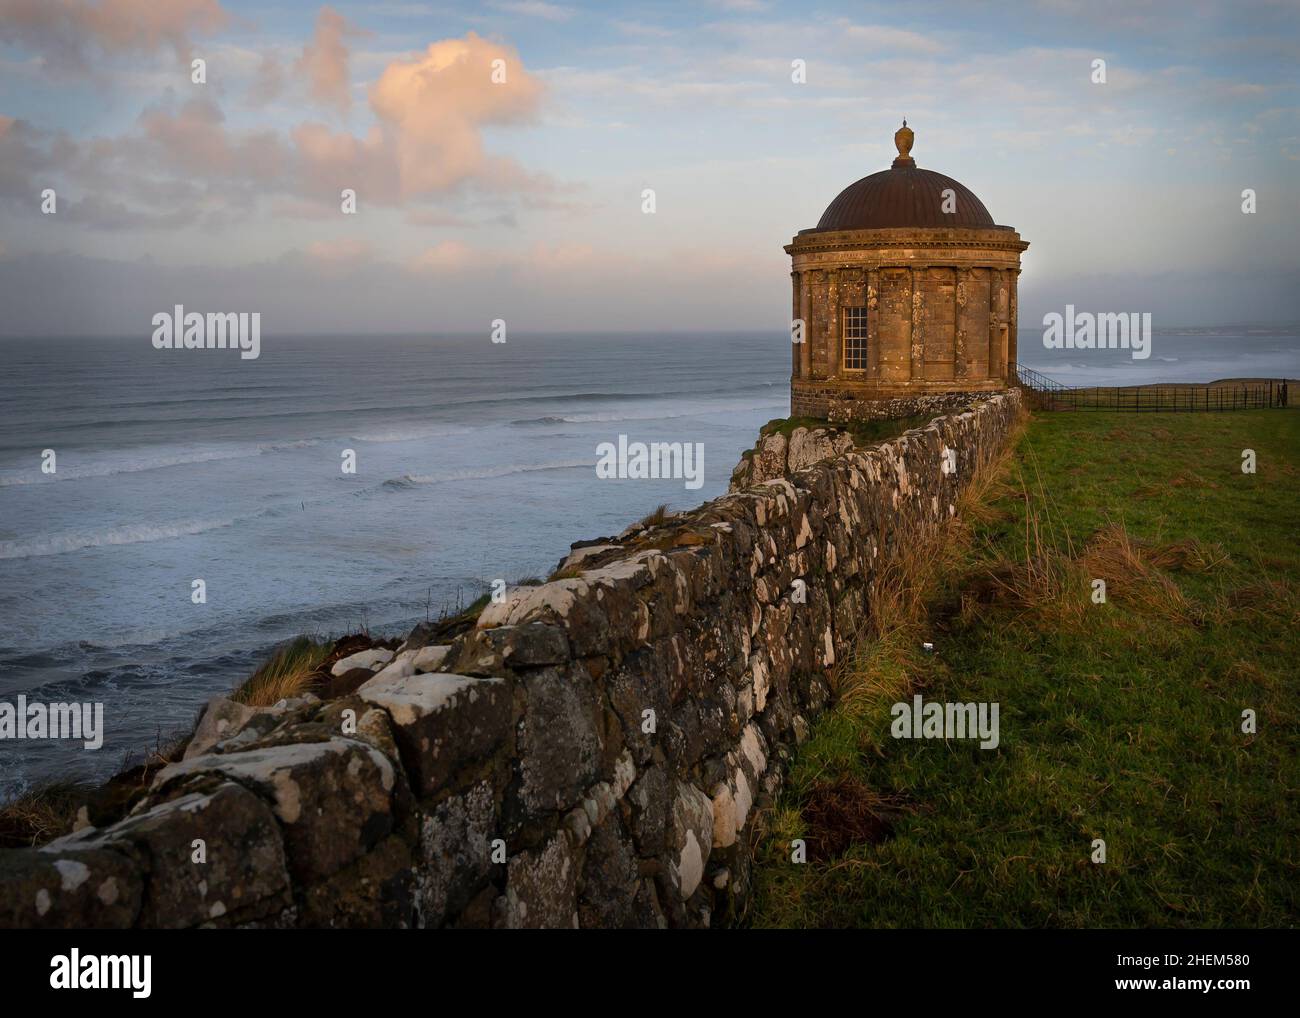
1077,525,1202,625
0,783,86,849
231,636,332,707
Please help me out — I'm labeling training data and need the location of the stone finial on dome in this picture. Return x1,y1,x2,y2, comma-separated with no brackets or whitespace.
892,119,915,168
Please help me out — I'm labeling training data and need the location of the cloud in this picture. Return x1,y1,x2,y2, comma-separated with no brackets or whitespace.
60,196,202,228
405,208,473,227
405,238,775,286
136,97,287,183
4,30,559,228
0,241,792,337
294,6,362,114
290,120,396,202
0,98,290,227
611,20,675,39
247,49,286,105
0,116,54,202
408,239,485,272
489,1,574,21
367,32,545,197
304,237,372,262
835,21,945,55
0,0,229,71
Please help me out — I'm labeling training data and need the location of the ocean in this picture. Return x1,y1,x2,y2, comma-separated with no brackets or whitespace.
1,327,1296,799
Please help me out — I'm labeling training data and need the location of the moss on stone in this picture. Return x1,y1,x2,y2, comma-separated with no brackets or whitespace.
758,413,930,448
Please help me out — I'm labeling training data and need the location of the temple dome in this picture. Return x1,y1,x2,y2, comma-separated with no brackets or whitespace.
813,121,997,231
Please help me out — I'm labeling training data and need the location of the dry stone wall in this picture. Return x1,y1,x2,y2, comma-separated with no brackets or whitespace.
0,392,1021,929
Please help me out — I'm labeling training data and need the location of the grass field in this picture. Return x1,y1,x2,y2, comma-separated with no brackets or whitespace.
749,407,1300,928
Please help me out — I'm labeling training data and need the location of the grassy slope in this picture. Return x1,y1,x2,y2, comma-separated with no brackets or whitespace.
750,408,1300,928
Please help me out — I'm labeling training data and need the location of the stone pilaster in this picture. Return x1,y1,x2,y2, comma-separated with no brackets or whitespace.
982,270,993,377
989,268,1003,376
790,271,801,378
1008,271,1019,378
953,268,965,380
826,269,840,378
909,266,923,381
799,270,812,380
866,268,879,378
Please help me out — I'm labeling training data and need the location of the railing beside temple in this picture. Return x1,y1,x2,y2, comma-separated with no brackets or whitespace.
1013,364,1290,412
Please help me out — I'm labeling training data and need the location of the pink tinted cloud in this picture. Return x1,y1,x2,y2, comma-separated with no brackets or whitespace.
304,237,372,262
6,30,558,227
202,31,551,205
369,32,545,197
0,0,228,69
290,120,397,202
408,239,484,273
294,6,363,114
247,50,286,105
137,98,287,182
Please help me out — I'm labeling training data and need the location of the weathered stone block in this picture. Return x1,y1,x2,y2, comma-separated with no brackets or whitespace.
0,846,140,929
447,623,570,675
577,813,640,928
298,834,414,928
496,836,577,929
670,781,713,900
359,671,510,798
184,697,256,760
417,780,498,927
517,666,602,812
152,739,396,885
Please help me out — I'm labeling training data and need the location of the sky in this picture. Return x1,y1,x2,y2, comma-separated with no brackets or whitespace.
0,0,1297,336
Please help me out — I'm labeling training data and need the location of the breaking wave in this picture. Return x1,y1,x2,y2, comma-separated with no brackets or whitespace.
0,502,290,559
510,402,784,427
0,519,247,560
348,425,474,443
0,440,318,487
382,460,591,489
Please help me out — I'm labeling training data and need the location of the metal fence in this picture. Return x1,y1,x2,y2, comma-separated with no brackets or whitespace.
1015,364,1291,412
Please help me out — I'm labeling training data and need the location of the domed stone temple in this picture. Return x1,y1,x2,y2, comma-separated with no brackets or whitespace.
786,122,1029,421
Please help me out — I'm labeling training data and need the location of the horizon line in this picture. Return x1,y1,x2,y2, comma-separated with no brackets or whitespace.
3,321,1299,342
